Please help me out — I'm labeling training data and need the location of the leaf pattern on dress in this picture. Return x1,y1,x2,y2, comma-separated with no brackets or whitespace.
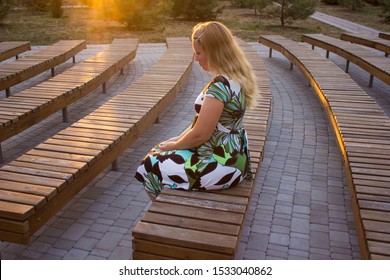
168,175,187,184
215,171,235,185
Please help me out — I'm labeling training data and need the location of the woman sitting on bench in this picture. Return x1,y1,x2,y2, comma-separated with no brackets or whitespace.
135,21,259,201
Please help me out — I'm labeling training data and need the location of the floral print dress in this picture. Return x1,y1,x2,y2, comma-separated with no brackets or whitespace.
135,75,252,198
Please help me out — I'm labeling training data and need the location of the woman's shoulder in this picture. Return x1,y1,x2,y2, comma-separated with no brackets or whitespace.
211,75,230,87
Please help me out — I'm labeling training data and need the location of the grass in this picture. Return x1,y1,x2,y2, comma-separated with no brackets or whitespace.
0,1,389,45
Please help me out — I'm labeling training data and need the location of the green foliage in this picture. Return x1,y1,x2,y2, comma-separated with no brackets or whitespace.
363,0,380,5
110,0,166,31
0,0,12,23
321,0,340,4
50,0,63,18
18,0,49,12
230,0,256,8
170,0,224,20
259,0,318,26
379,0,390,20
339,0,365,10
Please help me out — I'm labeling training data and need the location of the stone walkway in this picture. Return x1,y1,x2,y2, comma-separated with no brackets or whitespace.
1,16,389,260
311,11,380,35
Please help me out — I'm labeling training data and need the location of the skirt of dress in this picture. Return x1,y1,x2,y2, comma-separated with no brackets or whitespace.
135,143,250,198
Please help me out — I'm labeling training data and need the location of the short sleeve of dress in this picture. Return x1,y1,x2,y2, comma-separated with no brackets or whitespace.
205,76,231,105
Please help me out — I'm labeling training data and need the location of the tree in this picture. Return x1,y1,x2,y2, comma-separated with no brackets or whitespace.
380,0,390,21
171,0,223,20
19,0,49,12
100,0,166,31
258,0,318,26
339,0,365,10
0,0,11,24
50,0,63,18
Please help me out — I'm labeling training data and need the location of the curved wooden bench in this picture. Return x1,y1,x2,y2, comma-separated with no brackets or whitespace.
340,33,390,57
0,38,139,163
301,33,390,87
379,32,390,40
0,41,31,62
0,40,87,97
0,37,193,245
132,39,272,260
259,34,390,260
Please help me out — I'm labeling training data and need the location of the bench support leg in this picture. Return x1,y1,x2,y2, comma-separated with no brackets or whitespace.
16,54,19,60
268,48,272,58
51,68,55,77
112,159,119,171
120,68,124,75
385,53,388,58
5,88,10,98
73,56,76,63
103,82,107,93
369,75,374,87
326,50,330,59
62,107,69,123
311,45,315,50
0,143,3,164
154,116,160,124
290,62,293,71
345,60,350,73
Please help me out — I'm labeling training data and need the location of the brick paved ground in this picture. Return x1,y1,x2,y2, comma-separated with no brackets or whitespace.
0,38,389,259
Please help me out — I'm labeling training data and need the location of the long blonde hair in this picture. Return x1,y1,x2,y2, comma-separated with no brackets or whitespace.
192,21,259,108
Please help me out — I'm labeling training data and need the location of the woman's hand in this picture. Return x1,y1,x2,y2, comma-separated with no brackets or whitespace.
158,141,176,151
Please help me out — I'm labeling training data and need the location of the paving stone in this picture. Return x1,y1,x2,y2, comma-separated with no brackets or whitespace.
269,232,289,246
61,223,90,241
109,246,132,260
64,248,89,260
74,237,99,251
96,232,124,251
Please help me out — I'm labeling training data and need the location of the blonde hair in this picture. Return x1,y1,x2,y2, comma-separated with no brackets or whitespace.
192,21,259,108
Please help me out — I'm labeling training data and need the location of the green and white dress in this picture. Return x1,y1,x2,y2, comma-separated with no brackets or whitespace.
135,75,252,198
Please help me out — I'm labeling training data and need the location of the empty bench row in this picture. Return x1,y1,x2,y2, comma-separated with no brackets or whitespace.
259,34,390,260
0,40,87,97
0,38,139,163
0,37,194,244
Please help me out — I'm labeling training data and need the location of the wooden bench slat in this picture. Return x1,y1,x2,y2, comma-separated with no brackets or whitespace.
361,209,390,223
0,216,29,234
133,238,230,260
0,170,66,189
133,222,237,255
0,189,46,209
0,200,34,220
149,202,244,225
367,240,390,257
156,193,247,214
0,179,57,200
142,211,241,236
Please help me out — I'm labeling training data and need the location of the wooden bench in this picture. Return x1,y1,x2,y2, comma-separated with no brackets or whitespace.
0,37,193,245
340,33,390,57
0,40,87,97
379,32,390,41
0,38,139,163
259,34,390,260
301,33,390,87
132,39,272,260
0,41,31,62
